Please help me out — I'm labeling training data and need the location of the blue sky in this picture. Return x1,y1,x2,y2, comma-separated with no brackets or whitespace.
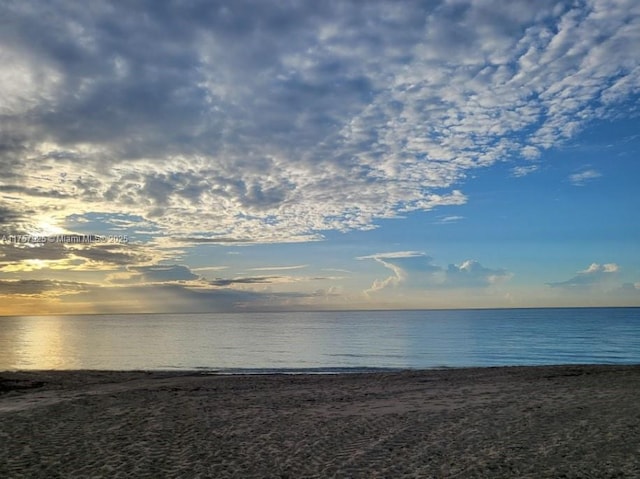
0,0,639,314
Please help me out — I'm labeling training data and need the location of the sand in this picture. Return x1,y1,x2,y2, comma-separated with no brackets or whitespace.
1,365,639,478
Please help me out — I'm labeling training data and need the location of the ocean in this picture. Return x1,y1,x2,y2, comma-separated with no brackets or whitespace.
1,308,639,371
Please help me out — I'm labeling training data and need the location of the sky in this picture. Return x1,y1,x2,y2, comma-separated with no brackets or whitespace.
1,0,639,315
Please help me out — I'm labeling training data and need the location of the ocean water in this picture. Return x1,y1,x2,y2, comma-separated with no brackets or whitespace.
1,308,639,371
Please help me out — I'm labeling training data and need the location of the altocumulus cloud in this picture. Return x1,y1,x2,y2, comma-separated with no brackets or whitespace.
1,1,639,242
569,169,602,186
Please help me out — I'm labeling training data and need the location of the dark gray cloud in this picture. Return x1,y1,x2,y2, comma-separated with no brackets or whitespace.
110,264,283,287
114,261,288,287
128,264,200,283
0,279,88,296
0,185,71,198
0,241,149,268
1,1,639,241
0,204,23,223
0,240,77,264
0,278,311,312
69,244,150,265
61,282,311,313
0,203,35,235
209,276,278,287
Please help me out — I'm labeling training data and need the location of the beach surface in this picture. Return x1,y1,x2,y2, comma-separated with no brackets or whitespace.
1,365,639,478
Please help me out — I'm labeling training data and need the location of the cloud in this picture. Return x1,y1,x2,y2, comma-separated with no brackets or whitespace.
171,237,256,244
0,279,88,296
444,260,512,288
0,257,320,314
569,169,602,185
0,267,320,312
609,281,640,303
437,215,464,223
208,276,278,287
0,241,152,272
129,264,201,283
191,266,228,272
521,146,541,160
358,251,426,261
359,251,510,293
357,251,431,292
70,244,152,267
548,262,620,289
249,265,308,271
0,1,637,242
123,262,308,287
322,268,352,274
511,165,539,177
53,282,313,313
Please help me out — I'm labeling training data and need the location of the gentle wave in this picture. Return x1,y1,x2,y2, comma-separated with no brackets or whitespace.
1,308,639,371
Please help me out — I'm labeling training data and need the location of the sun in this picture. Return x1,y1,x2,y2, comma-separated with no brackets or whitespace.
30,220,66,236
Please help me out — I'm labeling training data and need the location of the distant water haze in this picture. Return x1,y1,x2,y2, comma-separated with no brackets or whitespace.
1,308,639,371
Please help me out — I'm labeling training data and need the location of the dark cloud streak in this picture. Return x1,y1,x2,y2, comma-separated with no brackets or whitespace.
0,279,88,296
209,276,278,287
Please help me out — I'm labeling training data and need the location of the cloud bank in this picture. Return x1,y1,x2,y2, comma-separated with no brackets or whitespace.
359,251,511,293
548,262,620,289
1,0,639,242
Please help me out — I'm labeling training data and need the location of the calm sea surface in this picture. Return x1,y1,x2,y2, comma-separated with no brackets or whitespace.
1,308,639,371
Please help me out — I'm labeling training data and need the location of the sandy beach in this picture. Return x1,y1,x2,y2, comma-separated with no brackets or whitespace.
1,365,639,478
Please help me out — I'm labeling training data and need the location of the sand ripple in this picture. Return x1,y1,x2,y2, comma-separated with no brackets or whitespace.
1,366,639,478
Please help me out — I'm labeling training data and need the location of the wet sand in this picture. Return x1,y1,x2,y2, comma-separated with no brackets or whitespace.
1,365,639,478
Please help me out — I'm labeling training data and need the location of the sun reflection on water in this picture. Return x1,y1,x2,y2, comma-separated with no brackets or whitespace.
15,316,74,369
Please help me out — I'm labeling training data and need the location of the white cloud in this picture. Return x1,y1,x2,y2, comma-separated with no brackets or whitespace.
521,146,542,160
359,251,510,293
357,252,421,293
443,260,513,288
357,251,425,261
512,165,540,177
0,1,638,243
570,169,602,185
437,215,464,223
191,266,228,272
548,262,620,289
583,262,619,273
249,265,308,271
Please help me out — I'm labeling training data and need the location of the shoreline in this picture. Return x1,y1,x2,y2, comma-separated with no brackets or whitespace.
2,365,640,478
3,361,639,374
